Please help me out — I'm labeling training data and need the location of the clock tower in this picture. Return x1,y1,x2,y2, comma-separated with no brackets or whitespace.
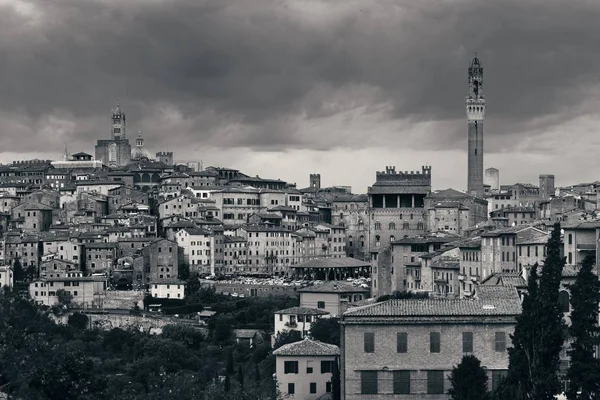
466,56,485,198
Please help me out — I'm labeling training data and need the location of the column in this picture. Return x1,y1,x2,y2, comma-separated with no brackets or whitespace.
382,196,386,208
396,195,400,208
411,195,415,208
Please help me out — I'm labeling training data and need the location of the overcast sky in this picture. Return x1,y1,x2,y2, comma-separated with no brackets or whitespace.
1,0,600,192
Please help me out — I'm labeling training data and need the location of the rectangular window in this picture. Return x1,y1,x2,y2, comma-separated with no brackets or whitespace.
284,361,299,374
430,332,440,353
287,383,295,395
427,370,444,394
495,332,506,352
397,332,407,353
393,370,411,394
463,332,473,353
317,301,325,309
306,361,313,374
321,360,334,373
364,332,375,353
310,382,317,394
360,371,378,394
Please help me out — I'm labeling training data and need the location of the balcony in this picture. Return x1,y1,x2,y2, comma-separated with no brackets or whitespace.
285,322,297,328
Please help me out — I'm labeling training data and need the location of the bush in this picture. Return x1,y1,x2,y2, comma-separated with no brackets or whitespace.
68,312,89,330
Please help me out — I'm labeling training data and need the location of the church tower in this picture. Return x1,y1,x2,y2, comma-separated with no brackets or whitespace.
466,56,485,198
111,104,126,140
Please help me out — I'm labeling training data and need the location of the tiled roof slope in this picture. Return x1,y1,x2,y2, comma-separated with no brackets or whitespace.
273,338,340,357
275,307,330,315
344,287,521,317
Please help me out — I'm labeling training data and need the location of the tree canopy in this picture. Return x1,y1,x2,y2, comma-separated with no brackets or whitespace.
448,355,489,400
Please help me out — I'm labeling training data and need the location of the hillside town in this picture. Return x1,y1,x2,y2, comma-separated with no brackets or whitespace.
0,57,598,400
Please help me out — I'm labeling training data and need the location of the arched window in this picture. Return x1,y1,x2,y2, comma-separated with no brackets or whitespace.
375,221,381,230
568,234,573,245
390,235,395,243
360,235,364,248
558,290,570,313
375,235,381,247
403,222,410,230
417,221,424,230
389,221,396,231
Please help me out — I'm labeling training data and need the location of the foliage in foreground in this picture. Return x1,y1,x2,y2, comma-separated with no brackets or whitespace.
0,287,283,400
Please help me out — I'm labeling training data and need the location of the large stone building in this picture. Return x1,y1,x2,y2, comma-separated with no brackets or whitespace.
95,105,132,167
367,166,431,252
424,188,488,236
340,286,521,399
466,56,485,198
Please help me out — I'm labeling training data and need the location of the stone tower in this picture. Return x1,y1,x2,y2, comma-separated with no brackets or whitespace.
310,173,321,190
466,56,485,198
539,174,555,200
111,104,126,140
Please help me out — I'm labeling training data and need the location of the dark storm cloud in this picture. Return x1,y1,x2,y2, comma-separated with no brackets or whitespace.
1,0,600,154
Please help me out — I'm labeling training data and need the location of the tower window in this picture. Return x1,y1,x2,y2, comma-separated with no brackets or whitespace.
474,149,477,155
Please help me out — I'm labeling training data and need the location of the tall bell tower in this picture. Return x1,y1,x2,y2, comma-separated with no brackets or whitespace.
466,55,485,198
111,104,126,140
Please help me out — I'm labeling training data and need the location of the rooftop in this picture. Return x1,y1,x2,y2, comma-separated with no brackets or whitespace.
273,338,340,357
275,307,331,316
343,286,521,318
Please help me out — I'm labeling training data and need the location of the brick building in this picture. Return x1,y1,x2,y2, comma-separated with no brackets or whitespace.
367,166,431,252
340,286,521,399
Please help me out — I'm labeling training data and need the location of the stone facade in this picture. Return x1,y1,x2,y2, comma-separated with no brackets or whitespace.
94,105,131,167
367,166,431,252
424,189,488,236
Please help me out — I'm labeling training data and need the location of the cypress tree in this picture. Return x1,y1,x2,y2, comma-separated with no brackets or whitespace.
448,355,489,400
566,255,600,399
506,222,566,399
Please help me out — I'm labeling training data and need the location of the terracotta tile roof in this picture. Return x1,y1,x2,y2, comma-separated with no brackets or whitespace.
481,273,527,288
233,329,261,339
343,287,521,317
275,307,331,316
273,338,340,357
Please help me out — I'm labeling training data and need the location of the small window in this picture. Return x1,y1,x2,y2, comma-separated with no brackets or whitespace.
284,361,299,374
310,382,317,394
364,332,375,353
397,332,407,353
430,332,441,353
321,360,333,373
462,332,473,353
495,332,506,352
287,383,295,395
317,301,325,309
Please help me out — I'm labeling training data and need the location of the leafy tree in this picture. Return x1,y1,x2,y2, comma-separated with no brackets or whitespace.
273,330,302,349
310,317,340,346
566,255,600,399
179,263,191,281
56,289,73,308
211,316,234,343
448,355,489,400
68,312,89,330
506,222,566,399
